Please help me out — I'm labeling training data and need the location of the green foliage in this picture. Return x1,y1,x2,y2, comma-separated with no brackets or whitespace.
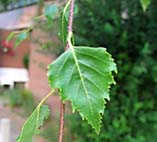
68,0,157,141
2,89,36,115
59,0,70,46
44,5,58,20
69,96,157,142
20,89,36,115
6,89,23,106
17,105,50,142
16,0,117,140
6,32,15,42
0,1,118,142
15,31,29,48
40,121,59,142
0,0,9,9
140,0,151,11
48,46,117,133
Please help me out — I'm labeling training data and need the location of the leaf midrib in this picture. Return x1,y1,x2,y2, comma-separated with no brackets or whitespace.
71,47,95,118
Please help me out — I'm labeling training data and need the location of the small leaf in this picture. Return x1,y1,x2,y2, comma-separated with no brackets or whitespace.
6,32,15,42
140,0,151,12
15,31,29,48
17,105,50,142
59,12,68,46
44,5,58,20
59,1,70,46
48,46,117,133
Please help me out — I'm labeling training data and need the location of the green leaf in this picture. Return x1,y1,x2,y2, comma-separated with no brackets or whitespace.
16,105,50,142
140,0,151,12
59,13,68,46
44,5,58,20
6,32,15,42
59,1,70,46
15,31,29,48
48,46,117,133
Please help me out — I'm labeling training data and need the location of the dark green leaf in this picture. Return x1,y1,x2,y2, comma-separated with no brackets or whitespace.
16,105,50,142
48,46,117,133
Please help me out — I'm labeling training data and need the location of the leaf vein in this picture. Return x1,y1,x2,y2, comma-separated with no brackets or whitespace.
75,48,110,65
54,51,71,81
78,61,107,78
83,76,104,94
71,47,95,118
66,64,76,86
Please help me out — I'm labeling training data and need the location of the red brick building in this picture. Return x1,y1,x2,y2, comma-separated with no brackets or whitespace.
0,2,61,112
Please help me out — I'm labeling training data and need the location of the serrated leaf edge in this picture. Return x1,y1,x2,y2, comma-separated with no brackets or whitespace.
48,46,117,134
64,46,116,133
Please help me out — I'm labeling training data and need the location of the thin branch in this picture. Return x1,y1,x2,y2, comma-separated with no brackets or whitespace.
66,0,75,50
68,0,75,33
58,102,65,142
58,0,75,142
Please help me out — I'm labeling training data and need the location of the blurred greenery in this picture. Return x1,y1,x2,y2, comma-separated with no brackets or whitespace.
68,0,157,141
23,53,30,69
40,121,58,142
0,88,36,116
32,19,64,57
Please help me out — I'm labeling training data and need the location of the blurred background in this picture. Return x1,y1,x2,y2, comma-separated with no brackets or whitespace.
0,0,157,142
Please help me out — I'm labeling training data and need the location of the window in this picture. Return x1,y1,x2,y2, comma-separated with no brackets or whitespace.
0,67,29,89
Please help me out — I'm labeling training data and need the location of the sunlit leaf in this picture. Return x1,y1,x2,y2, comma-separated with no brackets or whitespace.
140,0,151,12
48,46,117,133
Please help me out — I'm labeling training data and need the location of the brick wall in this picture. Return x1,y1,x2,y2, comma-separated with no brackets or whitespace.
28,27,61,114
0,25,62,113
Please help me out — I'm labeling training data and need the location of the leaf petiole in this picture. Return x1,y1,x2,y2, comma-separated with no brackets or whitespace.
37,89,55,108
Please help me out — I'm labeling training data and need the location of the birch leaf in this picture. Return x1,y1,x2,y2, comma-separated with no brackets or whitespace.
16,105,50,142
48,46,117,133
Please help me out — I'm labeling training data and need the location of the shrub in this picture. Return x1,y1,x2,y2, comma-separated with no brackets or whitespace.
2,89,36,115
68,0,157,141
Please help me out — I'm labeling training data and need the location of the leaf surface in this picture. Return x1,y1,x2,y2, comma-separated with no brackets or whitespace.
48,46,117,133
16,105,50,142
44,5,58,20
6,32,15,42
15,31,29,48
59,1,70,46
140,0,151,11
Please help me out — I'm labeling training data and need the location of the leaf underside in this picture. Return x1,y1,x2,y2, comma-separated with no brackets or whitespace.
48,46,117,133
16,105,50,142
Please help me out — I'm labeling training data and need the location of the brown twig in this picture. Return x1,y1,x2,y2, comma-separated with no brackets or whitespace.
58,0,75,142
66,0,75,50
58,102,65,142
68,0,75,33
